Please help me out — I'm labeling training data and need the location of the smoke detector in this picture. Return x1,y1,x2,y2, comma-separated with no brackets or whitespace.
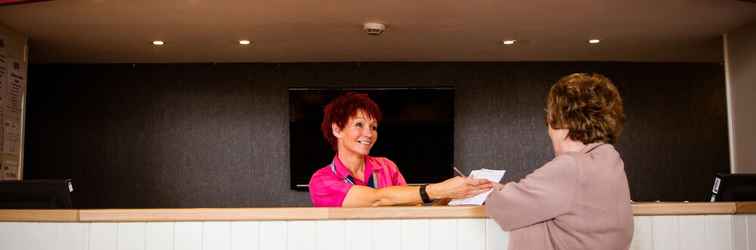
363,22,386,36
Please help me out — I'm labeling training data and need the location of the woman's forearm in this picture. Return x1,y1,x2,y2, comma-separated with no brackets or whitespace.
342,177,491,207
372,186,423,206
341,185,422,207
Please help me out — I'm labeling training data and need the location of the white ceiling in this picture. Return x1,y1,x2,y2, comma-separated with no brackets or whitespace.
1,0,755,63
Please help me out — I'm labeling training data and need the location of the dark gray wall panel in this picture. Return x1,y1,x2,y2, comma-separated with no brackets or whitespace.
24,62,729,208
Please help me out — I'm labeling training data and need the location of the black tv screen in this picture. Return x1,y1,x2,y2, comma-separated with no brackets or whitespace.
0,179,73,208
289,87,454,191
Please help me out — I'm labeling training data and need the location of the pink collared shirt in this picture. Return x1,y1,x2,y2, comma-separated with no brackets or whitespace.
309,155,407,207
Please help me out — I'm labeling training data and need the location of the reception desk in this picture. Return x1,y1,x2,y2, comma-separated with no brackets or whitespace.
1,202,755,250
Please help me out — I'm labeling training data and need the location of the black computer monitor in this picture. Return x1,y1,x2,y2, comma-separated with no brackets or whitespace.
0,179,74,208
709,173,756,202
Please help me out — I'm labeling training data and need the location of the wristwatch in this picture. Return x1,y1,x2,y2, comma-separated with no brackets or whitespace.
419,184,432,203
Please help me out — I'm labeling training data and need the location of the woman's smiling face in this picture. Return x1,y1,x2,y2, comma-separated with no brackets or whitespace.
334,109,378,156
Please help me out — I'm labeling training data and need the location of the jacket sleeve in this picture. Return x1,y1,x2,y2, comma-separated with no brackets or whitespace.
485,155,579,231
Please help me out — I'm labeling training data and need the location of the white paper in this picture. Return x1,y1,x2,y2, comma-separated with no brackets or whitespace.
448,168,506,206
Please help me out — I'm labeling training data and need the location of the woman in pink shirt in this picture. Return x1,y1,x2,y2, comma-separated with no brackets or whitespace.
486,73,634,250
309,92,492,207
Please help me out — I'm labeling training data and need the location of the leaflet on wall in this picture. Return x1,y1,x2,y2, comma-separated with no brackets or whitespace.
0,36,6,111
4,58,23,155
0,56,23,180
0,35,7,180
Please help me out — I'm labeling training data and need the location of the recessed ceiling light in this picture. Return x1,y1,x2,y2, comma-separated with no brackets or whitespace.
502,40,517,45
152,40,165,46
239,40,252,45
588,39,600,44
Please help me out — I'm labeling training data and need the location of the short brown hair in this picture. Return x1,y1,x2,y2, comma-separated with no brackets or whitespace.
546,73,624,144
321,92,382,151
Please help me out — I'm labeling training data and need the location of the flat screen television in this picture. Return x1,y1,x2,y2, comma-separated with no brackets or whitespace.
289,87,454,191
709,173,756,202
0,179,74,208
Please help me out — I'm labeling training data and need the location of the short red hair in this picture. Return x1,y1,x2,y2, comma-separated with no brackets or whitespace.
321,92,383,151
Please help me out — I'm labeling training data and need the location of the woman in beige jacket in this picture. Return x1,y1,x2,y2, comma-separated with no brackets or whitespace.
486,73,634,250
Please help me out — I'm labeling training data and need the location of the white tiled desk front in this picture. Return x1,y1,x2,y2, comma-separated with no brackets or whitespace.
1,203,755,250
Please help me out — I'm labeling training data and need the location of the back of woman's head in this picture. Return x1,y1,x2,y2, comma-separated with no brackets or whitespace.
321,92,382,151
546,73,624,144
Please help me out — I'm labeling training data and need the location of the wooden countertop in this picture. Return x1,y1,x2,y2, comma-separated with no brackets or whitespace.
1,202,755,222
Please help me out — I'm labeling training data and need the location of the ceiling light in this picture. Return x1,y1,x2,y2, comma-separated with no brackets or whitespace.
588,39,600,44
239,40,252,45
152,40,165,46
363,22,386,36
502,40,517,45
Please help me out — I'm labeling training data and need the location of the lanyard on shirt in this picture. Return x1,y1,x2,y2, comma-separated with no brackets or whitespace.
330,161,377,188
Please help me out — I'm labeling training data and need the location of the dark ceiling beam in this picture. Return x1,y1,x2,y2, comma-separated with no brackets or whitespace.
0,0,53,7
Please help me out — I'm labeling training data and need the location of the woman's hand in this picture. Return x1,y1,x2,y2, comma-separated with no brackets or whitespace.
427,176,494,200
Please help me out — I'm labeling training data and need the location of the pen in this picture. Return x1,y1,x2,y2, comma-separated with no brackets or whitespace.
453,167,466,177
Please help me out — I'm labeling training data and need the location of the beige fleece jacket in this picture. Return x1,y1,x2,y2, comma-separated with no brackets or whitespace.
485,143,633,250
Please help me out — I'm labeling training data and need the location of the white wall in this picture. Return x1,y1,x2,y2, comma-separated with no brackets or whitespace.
1,215,754,250
725,22,756,173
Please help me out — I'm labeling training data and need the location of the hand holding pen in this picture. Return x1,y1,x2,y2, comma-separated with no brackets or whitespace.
425,166,492,199
453,166,467,177
456,166,504,191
